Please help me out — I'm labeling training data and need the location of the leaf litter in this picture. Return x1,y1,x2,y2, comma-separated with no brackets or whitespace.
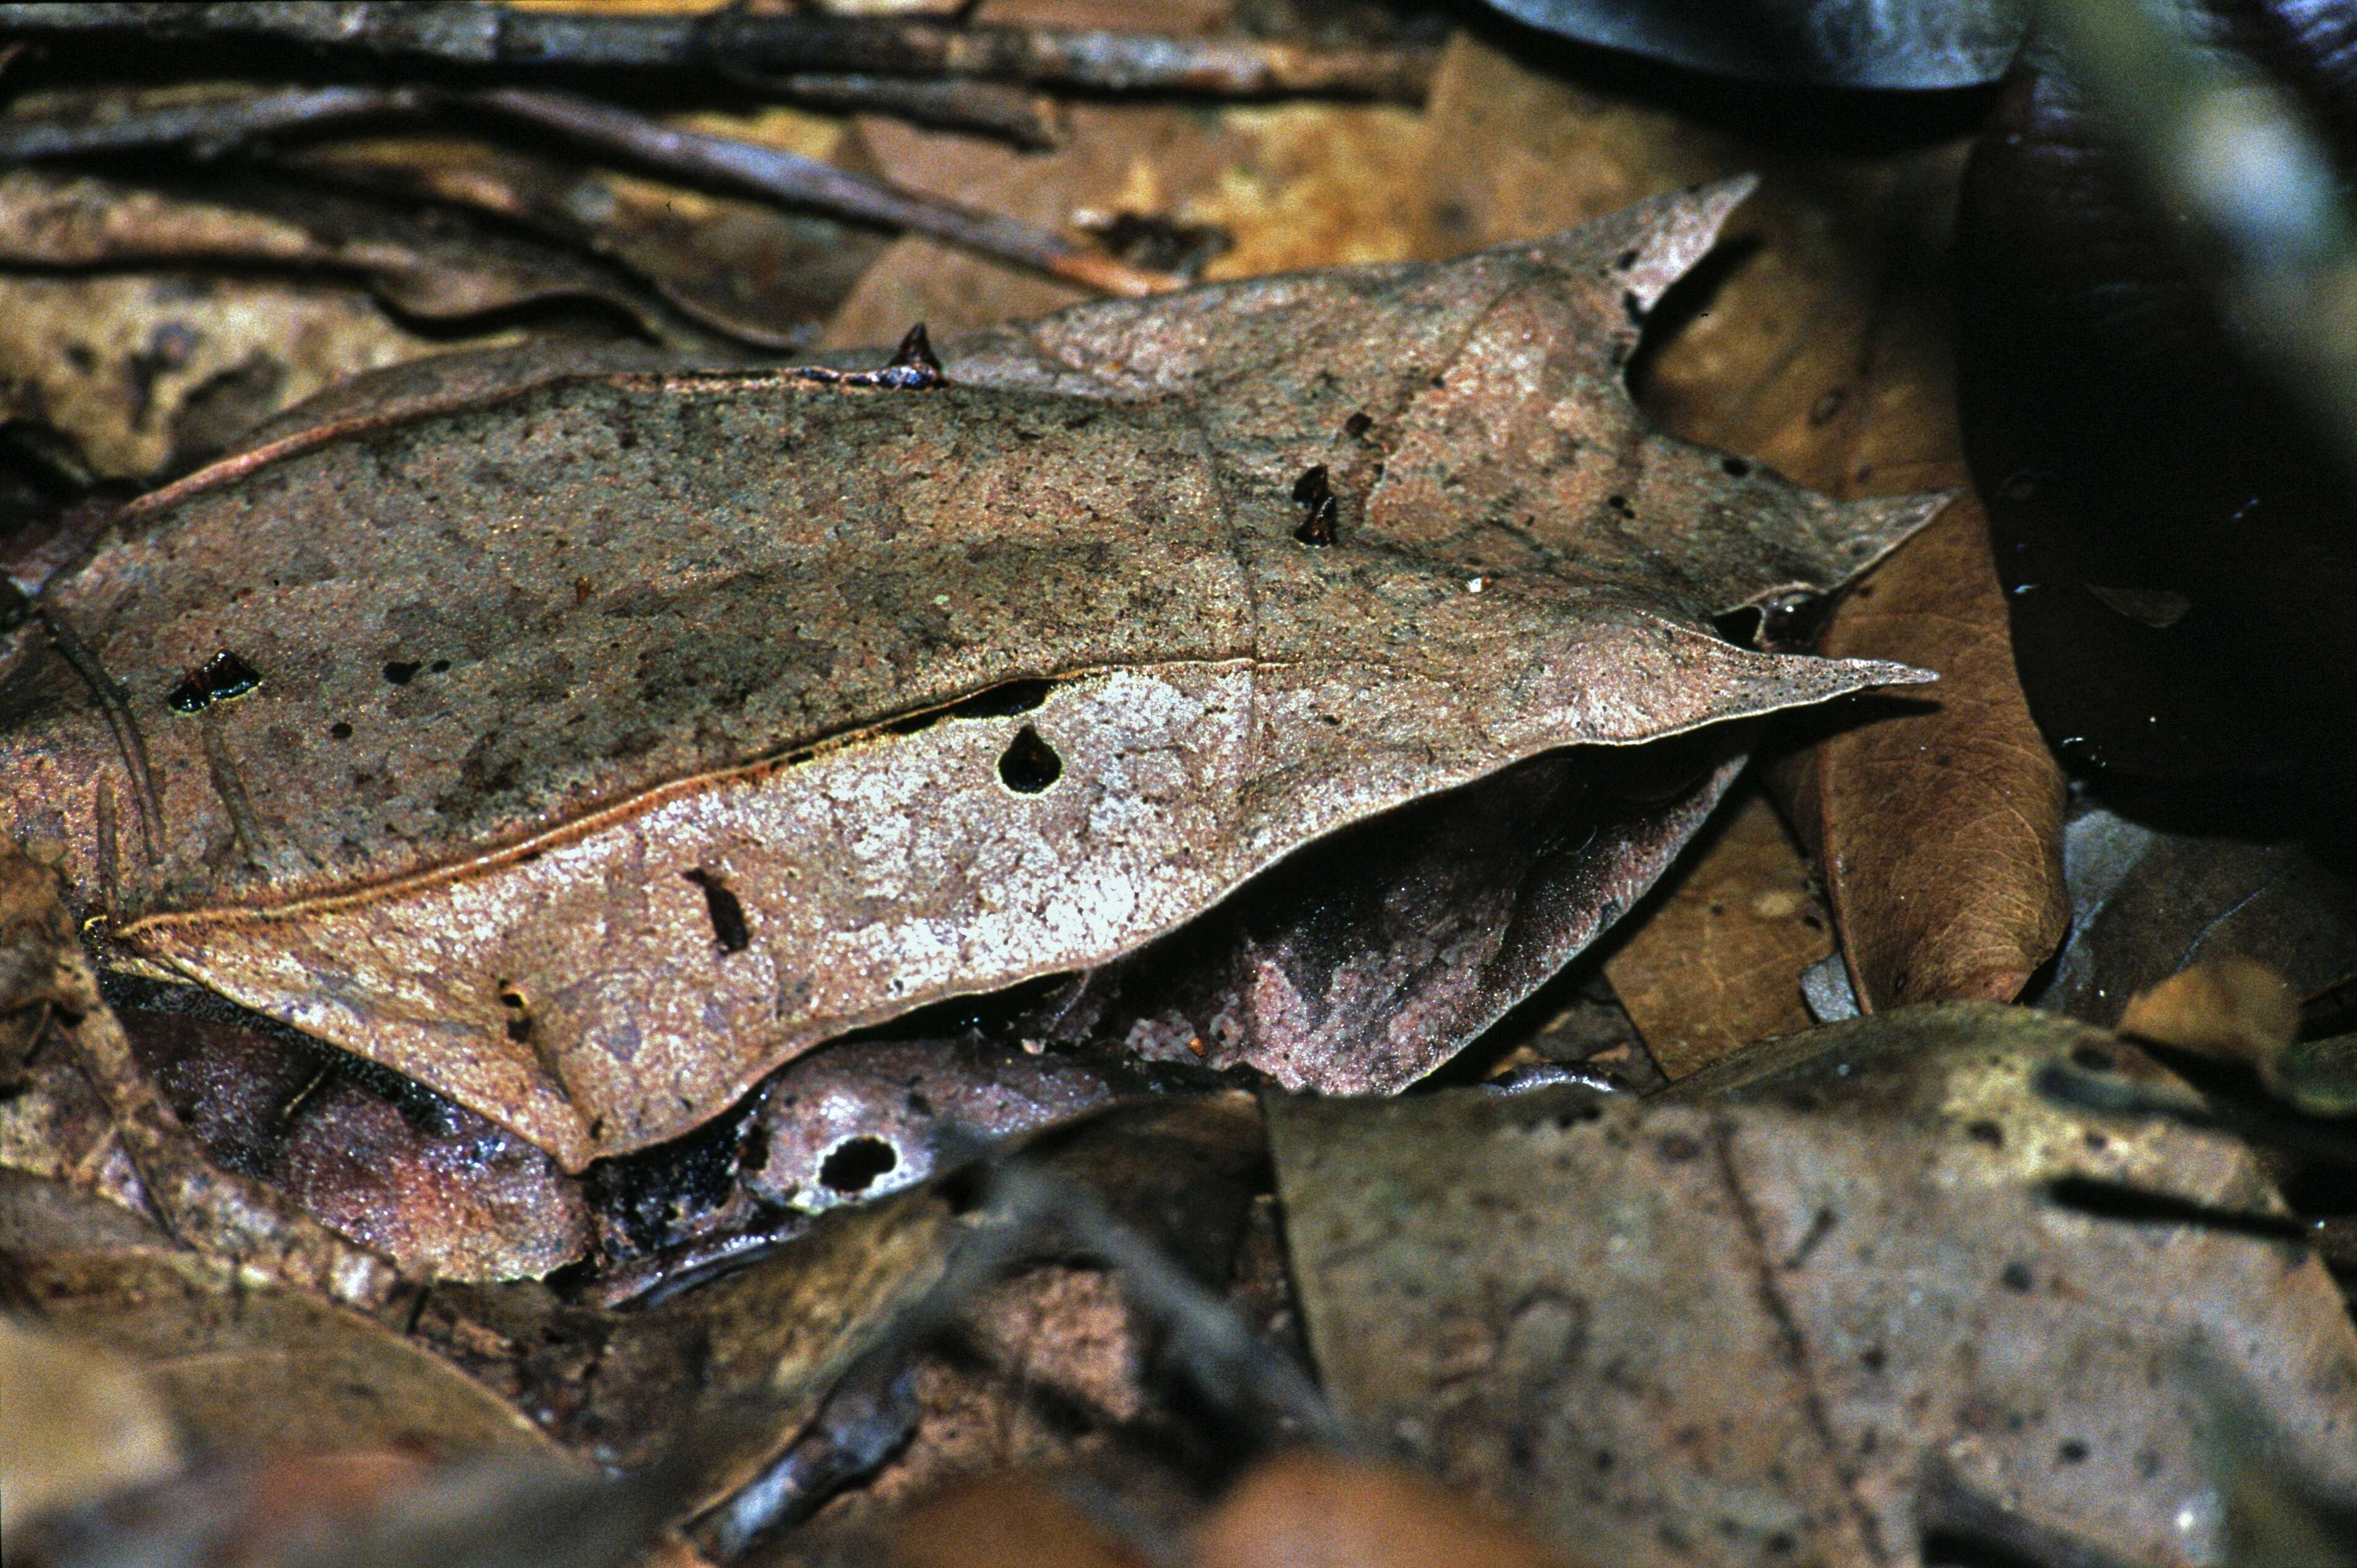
7,2,2357,1566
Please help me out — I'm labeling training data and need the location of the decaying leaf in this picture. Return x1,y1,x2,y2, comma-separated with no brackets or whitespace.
1791,493,2068,1008
0,843,399,1306
1476,0,2026,90
4,1241,555,1463
1191,1451,1571,1568
1268,1003,2357,1568
1600,785,1829,1078
2026,801,2357,1027
2,182,1935,1167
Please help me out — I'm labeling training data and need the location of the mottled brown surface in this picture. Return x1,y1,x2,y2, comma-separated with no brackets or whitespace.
1602,786,1829,1077
1028,747,1740,1094
1271,1004,2357,1568
1799,495,2067,1008
4,184,1933,1165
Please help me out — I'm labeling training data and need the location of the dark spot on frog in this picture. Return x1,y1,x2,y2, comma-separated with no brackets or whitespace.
430,659,450,674
167,650,263,713
328,721,353,741
2070,1045,2117,1073
1655,1131,1702,1163
1343,411,1373,440
997,726,1062,793
1615,247,1640,270
497,984,533,1043
2000,1261,2034,1293
1721,457,1752,478
1292,464,1339,546
683,868,752,955
382,659,422,685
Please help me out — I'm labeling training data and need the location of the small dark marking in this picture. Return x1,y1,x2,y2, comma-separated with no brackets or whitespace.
947,679,1054,720
1966,1118,2003,1147
498,985,533,1043
1291,463,1339,546
328,721,353,740
167,649,262,713
1343,411,1373,440
1720,456,1752,478
684,868,752,954
1615,247,1640,269
819,1134,898,1194
2000,1261,2034,1293
382,659,422,685
429,657,450,674
997,726,1063,793
42,606,163,863
198,720,265,863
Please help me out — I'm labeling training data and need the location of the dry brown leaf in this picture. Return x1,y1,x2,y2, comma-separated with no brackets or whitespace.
2118,957,2299,1068
1798,493,2068,1007
1270,1003,2357,1568
3,186,1932,1167
1601,786,1830,1078
889,1473,1149,1568
1191,1451,1572,1568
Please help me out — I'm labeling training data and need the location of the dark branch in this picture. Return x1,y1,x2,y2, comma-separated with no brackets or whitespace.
0,3,1437,100
0,84,1180,296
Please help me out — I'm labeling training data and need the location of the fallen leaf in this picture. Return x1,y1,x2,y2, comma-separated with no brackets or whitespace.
2119,957,2299,1067
1958,29,2357,780
889,1473,1149,1568
4,184,1933,1166
1791,494,2068,1007
1269,1002,2357,1568
282,114,891,351
4,1242,555,1462
2026,801,2357,1027
1191,1450,1571,1568
1474,0,2026,89
1601,784,1830,1078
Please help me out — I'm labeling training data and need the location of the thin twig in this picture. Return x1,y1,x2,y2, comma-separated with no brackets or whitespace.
2030,0,2357,483
470,87,1177,295
0,2,1438,100
759,73,1061,150
0,84,1179,296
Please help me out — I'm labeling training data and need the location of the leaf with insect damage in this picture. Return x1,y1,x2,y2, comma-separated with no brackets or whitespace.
0,180,1934,1168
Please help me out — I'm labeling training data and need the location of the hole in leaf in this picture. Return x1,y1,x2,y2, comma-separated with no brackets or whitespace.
997,726,1063,793
683,869,751,953
819,1134,898,1194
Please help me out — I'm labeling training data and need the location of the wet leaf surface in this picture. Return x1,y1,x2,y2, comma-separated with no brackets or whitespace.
3,182,1931,1167
1270,1003,2357,1568
2026,801,2357,1028
1956,16,2357,783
